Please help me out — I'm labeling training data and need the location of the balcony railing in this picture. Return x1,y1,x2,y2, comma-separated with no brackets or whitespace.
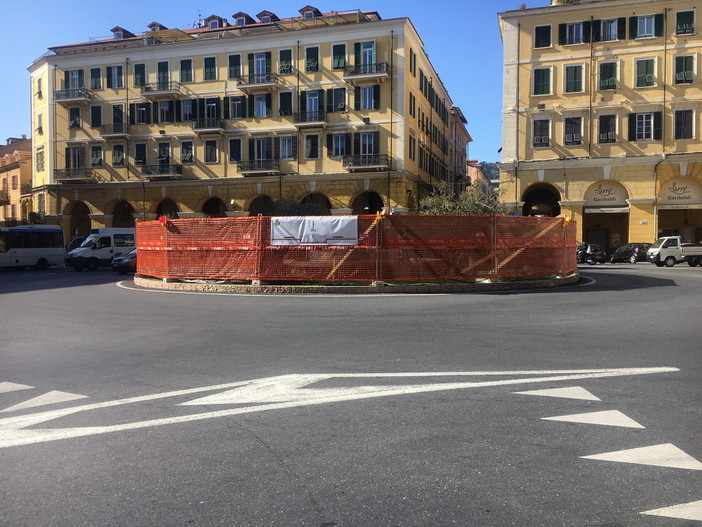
0,190,9,205
54,168,94,182
237,159,280,175
343,62,389,83
141,82,181,98
293,110,327,126
343,154,390,171
192,118,224,132
236,73,278,92
140,164,183,178
99,123,130,137
53,88,92,103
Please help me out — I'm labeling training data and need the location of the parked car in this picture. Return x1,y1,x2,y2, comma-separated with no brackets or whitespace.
577,243,607,265
112,248,137,275
610,243,651,264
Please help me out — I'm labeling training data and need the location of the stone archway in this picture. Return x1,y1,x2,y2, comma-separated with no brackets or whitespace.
522,184,561,217
299,192,332,214
582,180,630,250
351,191,384,214
202,197,227,218
248,195,274,216
68,201,91,237
112,200,135,228
156,198,180,219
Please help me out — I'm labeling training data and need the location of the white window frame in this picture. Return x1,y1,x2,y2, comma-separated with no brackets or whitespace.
565,22,584,45
360,85,375,110
331,133,347,157
532,66,553,96
563,116,583,145
597,114,618,144
531,117,551,147
600,19,618,42
674,54,696,85
634,57,657,88
180,58,193,83
599,60,619,90
637,15,655,38
673,108,695,140
180,141,194,164
304,134,319,159
533,24,552,49
279,136,294,159
90,145,103,167
563,63,585,94
636,112,653,141
204,139,218,164
107,65,123,88
254,94,268,118
112,144,125,167
203,56,217,81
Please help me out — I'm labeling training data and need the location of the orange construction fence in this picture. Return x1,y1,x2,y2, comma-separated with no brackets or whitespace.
136,215,577,282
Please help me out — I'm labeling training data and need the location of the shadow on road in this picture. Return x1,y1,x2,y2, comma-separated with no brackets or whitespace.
0,267,126,295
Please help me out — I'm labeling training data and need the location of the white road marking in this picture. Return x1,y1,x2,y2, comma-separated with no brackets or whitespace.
641,499,702,521
1,391,88,413
581,443,702,471
0,382,33,394
513,386,601,401
542,410,645,429
0,367,679,449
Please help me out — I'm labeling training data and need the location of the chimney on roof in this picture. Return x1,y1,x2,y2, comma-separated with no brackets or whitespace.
6,135,27,145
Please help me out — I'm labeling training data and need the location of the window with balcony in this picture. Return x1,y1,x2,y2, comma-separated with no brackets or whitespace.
598,115,617,143
328,133,350,157
112,145,125,167
204,57,217,81
674,110,693,140
332,44,346,69
305,47,319,72
279,49,293,74
533,67,551,95
134,64,146,87
157,61,169,89
90,68,102,90
228,139,242,162
675,55,694,84
180,59,193,83
534,25,551,48
64,69,84,90
533,119,550,147
676,11,695,35
106,65,123,88
252,137,272,161
181,141,194,164
636,58,655,87
599,62,617,90
564,65,583,93
564,117,582,145
228,55,241,79
90,146,103,167
204,140,218,163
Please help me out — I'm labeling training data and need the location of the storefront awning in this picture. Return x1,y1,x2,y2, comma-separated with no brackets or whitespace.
584,206,629,214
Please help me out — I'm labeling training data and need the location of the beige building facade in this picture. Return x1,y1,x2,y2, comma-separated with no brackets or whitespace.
498,0,702,249
27,7,468,238
0,137,32,226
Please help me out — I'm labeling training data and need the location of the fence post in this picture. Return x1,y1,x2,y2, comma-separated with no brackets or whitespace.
375,216,383,283
254,214,264,283
491,215,498,277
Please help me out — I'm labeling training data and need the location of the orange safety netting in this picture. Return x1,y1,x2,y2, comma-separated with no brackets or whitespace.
137,215,577,282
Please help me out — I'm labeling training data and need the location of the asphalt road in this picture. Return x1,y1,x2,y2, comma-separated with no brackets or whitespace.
1,263,700,526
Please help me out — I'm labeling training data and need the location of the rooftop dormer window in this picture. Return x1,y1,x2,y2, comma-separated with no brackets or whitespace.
303,11,314,19
209,20,219,29
262,16,271,23
114,31,123,39
236,17,246,26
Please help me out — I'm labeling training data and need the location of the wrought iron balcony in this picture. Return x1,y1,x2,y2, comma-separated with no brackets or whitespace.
99,123,130,138
141,81,182,99
54,168,94,182
343,62,389,84
343,154,390,171
237,159,280,175
53,88,92,104
192,118,224,133
236,73,278,92
0,190,9,205
293,110,327,127
140,164,183,179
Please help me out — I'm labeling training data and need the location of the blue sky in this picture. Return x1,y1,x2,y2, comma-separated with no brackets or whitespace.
1,0,549,163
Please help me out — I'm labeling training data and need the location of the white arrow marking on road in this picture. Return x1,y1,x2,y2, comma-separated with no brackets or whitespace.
0,367,679,449
641,500,702,521
0,382,33,394
513,386,601,401
542,410,645,429
0,391,88,413
581,443,702,471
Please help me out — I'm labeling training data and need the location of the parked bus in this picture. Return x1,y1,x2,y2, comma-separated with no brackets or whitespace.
0,225,65,269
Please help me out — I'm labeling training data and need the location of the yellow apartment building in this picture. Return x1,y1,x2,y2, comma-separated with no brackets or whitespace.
27,7,469,238
0,136,32,226
498,0,702,249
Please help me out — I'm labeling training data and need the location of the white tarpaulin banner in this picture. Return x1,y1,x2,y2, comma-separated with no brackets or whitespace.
270,216,359,246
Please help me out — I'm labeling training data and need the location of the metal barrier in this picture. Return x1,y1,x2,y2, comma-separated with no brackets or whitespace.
136,215,577,282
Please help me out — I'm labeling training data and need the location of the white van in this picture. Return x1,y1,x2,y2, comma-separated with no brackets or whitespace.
65,228,136,271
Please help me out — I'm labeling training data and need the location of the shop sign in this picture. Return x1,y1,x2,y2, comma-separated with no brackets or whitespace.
657,179,702,210
584,182,628,207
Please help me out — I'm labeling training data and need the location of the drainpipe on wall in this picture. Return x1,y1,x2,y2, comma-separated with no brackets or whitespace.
653,154,665,241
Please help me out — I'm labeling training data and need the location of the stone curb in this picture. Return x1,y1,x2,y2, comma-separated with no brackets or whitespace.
133,272,579,294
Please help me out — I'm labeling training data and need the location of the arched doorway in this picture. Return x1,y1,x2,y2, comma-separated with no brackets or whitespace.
582,181,630,251
202,197,227,218
112,200,135,228
299,193,331,215
351,191,384,214
522,184,561,217
156,198,180,219
248,195,274,216
657,178,702,243
69,201,91,237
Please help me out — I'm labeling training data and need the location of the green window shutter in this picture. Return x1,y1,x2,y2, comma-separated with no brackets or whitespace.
354,42,361,65
265,52,272,74
248,53,254,75
300,90,307,113
617,18,627,40
653,112,662,140
247,96,254,117
78,70,84,88
373,85,380,109
354,87,360,110
628,113,637,141
265,94,272,116
106,67,112,89
654,13,664,37
629,16,638,39
229,55,241,78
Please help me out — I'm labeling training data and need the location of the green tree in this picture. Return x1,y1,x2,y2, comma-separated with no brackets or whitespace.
419,181,508,216
262,196,331,216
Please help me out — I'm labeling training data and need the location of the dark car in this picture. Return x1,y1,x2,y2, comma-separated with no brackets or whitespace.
610,242,652,264
112,248,137,275
577,243,607,265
